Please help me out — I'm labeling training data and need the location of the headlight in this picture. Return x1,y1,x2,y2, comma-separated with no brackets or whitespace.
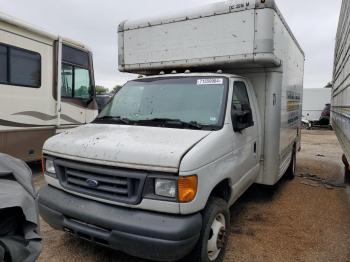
155,179,176,198
45,159,56,174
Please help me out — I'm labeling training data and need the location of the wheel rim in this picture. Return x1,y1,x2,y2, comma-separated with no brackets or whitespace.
207,213,226,261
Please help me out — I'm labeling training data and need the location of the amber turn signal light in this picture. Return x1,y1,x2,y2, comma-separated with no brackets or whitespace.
178,175,198,203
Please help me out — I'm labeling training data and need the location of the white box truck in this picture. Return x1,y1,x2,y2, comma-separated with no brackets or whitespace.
38,1,304,261
0,12,98,162
332,0,350,177
302,88,331,123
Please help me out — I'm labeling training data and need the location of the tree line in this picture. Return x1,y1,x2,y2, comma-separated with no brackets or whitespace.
95,85,122,95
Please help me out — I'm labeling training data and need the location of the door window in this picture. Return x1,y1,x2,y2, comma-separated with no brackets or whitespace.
232,81,251,111
231,81,254,131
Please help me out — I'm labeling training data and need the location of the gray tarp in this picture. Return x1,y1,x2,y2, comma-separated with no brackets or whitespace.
0,153,42,262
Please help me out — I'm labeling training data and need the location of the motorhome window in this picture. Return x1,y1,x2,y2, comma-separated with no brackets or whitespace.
0,43,41,88
99,77,228,129
61,45,91,99
62,45,89,68
61,64,73,97
0,46,7,83
232,81,251,111
9,48,41,87
61,65,91,99
74,67,90,99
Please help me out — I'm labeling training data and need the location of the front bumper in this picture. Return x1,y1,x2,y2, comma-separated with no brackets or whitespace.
38,185,202,261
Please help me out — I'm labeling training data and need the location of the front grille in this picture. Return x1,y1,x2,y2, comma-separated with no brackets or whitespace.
54,159,147,205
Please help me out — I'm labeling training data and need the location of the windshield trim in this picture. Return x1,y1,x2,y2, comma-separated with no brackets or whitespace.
95,76,229,131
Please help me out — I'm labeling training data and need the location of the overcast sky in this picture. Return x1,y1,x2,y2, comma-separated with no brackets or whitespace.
0,0,342,89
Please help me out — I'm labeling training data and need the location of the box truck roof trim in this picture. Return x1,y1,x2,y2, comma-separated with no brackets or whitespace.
119,0,303,56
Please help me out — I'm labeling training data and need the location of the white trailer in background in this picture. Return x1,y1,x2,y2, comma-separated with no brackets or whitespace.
302,88,331,122
39,1,304,261
0,12,98,161
332,0,350,175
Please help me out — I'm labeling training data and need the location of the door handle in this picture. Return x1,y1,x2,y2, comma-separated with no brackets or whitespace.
254,142,257,153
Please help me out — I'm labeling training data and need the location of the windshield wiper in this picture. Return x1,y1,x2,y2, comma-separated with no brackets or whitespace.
186,121,203,130
139,118,203,130
94,116,131,125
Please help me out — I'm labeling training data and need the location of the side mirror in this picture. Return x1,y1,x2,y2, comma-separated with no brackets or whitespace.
232,109,254,132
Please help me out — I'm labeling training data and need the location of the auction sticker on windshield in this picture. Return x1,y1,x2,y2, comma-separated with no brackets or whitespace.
197,79,224,85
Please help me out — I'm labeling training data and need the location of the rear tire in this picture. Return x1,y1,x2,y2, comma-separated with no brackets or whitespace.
187,198,230,262
286,149,296,180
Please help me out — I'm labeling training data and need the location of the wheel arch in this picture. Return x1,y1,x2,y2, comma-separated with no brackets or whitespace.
207,178,232,204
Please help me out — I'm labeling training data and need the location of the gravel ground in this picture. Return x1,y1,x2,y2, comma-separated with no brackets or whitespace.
32,130,350,262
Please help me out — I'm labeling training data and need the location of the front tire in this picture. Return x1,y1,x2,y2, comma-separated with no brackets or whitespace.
188,198,230,262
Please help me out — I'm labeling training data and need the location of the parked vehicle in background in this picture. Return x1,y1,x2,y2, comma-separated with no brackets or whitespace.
302,103,331,129
301,117,312,129
96,94,113,113
332,0,350,176
39,1,304,261
302,88,331,124
0,12,98,162
319,103,331,125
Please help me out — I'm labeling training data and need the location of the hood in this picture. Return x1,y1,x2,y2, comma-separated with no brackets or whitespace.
44,124,211,172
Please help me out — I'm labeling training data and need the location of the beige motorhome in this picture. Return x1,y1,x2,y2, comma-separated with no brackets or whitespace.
0,12,98,161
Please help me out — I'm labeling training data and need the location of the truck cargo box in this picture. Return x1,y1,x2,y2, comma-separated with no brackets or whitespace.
118,0,304,74
332,0,350,163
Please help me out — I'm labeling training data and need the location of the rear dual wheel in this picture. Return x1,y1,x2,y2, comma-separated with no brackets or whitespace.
286,149,296,180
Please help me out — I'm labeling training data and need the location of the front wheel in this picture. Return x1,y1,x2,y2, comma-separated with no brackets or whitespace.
188,198,230,262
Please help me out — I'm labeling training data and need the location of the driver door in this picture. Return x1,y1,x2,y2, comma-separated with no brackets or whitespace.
231,80,259,181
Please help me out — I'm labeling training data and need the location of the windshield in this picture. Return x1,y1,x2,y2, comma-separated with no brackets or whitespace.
97,77,228,130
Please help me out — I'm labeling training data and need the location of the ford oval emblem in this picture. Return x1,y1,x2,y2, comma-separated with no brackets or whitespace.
86,179,99,188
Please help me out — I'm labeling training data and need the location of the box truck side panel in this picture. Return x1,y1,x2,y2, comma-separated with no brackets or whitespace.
274,11,304,166
122,10,255,70
235,10,304,185
332,0,350,162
